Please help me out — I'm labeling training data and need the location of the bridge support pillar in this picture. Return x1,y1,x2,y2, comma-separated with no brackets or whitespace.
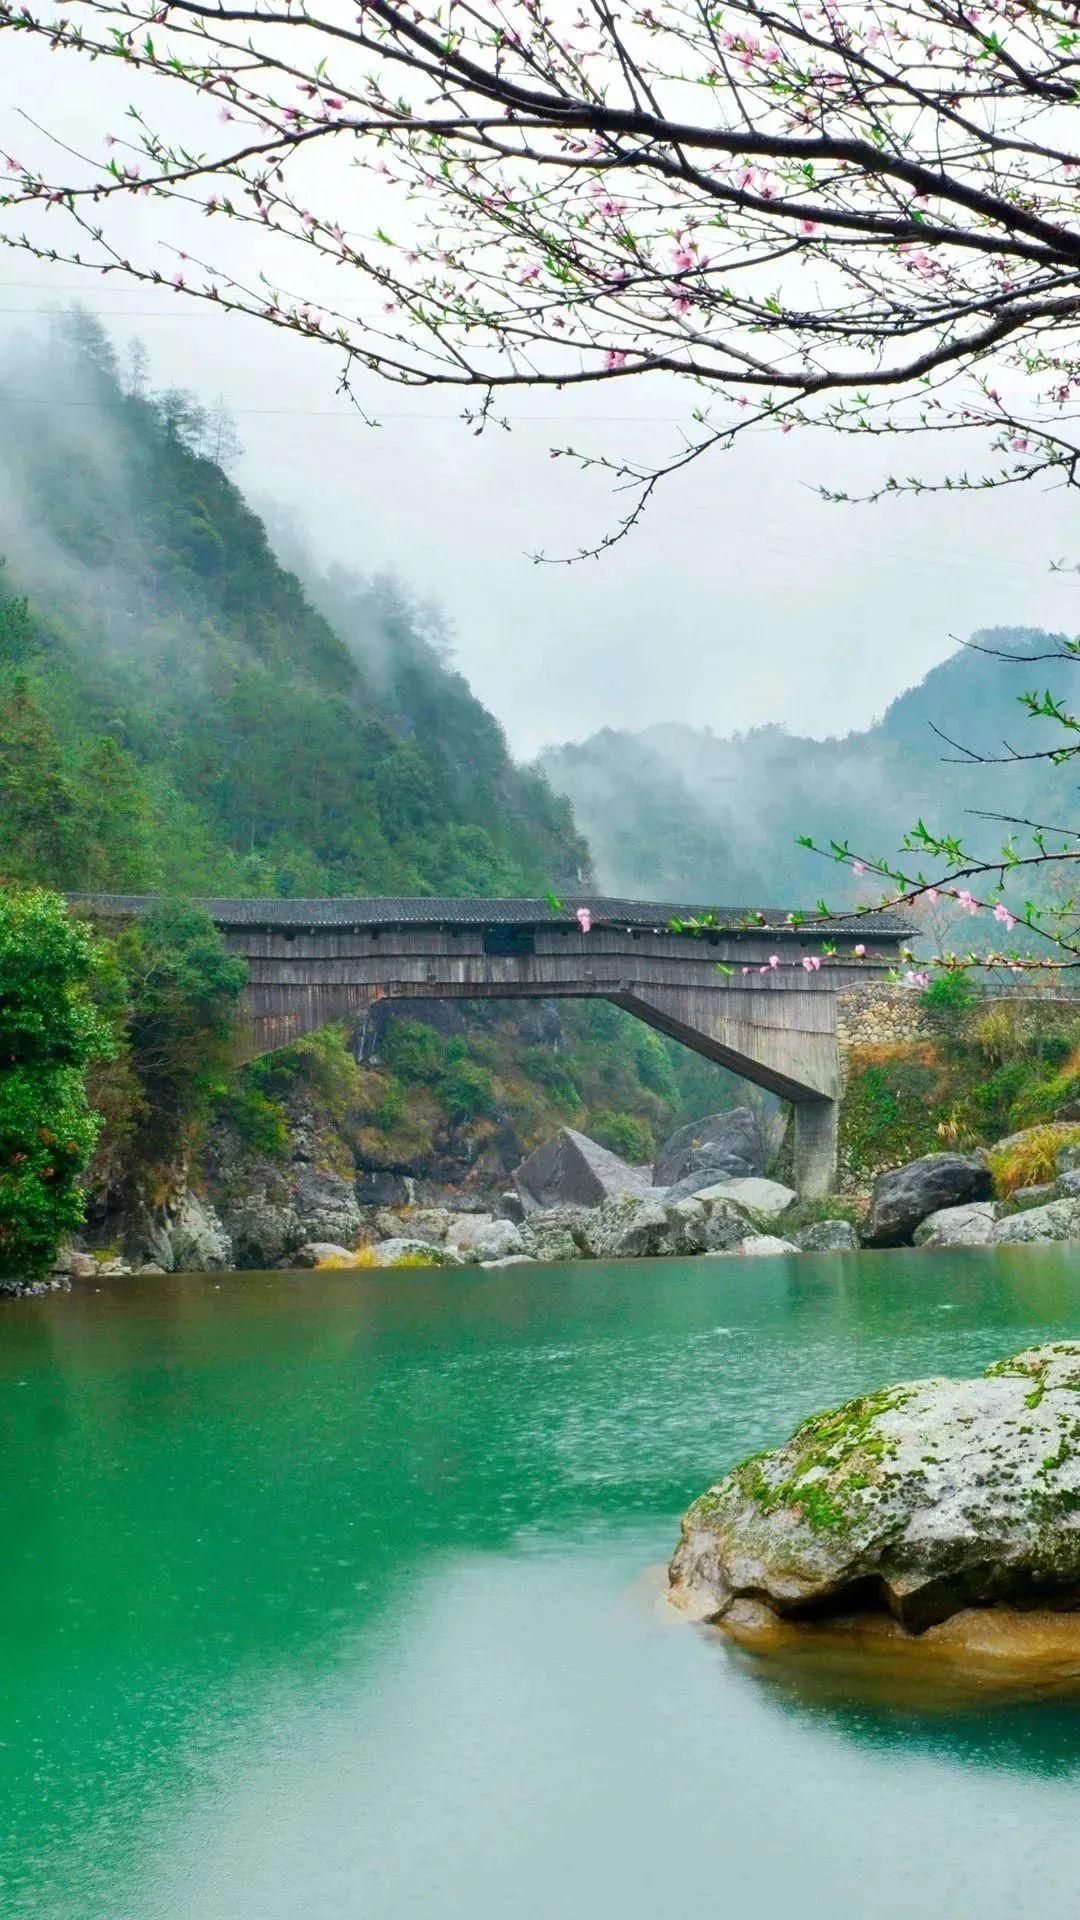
792,1097,838,1199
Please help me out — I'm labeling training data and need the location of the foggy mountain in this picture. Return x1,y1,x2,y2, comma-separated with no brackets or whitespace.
539,632,1075,911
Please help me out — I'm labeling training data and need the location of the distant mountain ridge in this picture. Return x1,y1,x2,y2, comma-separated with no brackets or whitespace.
538,629,1072,908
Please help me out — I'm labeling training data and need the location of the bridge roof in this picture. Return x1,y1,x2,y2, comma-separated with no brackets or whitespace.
68,892,914,937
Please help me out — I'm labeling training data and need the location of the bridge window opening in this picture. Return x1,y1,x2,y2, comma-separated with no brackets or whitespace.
483,926,536,957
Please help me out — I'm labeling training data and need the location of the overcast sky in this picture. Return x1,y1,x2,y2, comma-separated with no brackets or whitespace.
3,37,1079,759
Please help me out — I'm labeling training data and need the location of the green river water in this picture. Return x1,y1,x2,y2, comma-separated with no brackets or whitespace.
4,1248,1080,1918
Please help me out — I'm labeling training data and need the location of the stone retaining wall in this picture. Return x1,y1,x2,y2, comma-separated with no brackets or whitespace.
837,984,1080,1077
837,982,939,1062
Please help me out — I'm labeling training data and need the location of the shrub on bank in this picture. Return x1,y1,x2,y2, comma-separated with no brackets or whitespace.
841,1000,1080,1180
0,885,114,1282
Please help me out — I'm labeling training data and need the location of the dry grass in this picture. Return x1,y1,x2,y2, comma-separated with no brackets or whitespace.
986,1124,1080,1198
847,1042,942,1071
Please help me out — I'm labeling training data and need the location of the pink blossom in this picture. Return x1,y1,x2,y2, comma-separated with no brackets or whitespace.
1010,436,1030,452
800,219,819,235
742,966,751,976
576,907,593,934
802,954,822,972
852,860,866,875
905,970,931,987
993,901,1017,931
672,247,694,272
956,889,979,916
768,954,780,970
671,292,692,314
926,887,940,904
603,349,628,370
854,943,866,957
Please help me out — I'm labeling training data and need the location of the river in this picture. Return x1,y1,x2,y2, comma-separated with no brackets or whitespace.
4,1249,1080,1917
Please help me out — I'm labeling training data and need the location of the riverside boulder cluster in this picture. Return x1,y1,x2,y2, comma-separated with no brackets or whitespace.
35,1108,1080,1285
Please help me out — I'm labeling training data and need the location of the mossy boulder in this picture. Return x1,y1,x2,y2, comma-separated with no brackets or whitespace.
669,1344,1080,1632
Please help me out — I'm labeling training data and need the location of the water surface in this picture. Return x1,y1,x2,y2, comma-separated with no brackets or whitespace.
4,1248,1080,1918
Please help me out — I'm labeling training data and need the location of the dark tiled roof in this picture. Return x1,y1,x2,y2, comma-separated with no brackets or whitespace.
66,892,914,937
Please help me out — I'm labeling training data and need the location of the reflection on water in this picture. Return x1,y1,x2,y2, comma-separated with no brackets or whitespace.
3,1248,1080,1917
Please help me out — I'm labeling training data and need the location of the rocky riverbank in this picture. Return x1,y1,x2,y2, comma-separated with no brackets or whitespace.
27,1107,1080,1289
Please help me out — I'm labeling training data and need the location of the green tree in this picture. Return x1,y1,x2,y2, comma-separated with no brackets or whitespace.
118,904,246,1173
0,675,77,882
74,736,161,891
0,886,113,1283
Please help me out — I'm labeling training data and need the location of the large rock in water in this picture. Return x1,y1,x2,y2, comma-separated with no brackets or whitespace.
992,1198,1080,1245
514,1128,650,1211
913,1201,1001,1248
669,1343,1080,1631
653,1108,764,1187
861,1153,992,1246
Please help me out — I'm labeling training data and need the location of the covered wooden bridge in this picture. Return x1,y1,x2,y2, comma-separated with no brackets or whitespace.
70,894,913,1194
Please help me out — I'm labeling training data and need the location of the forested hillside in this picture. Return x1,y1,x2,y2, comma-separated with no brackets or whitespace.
540,632,1073,916
0,311,587,899
0,310,734,1228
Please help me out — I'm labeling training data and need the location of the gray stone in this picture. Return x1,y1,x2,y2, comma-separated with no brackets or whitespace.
653,1107,764,1186
63,1249,100,1280
294,1241,361,1268
993,1198,1080,1245
514,1128,650,1211
796,1219,859,1253
396,1208,455,1245
582,1194,711,1259
367,1237,451,1267
134,1263,167,1275
737,1235,800,1257
914,1201,1001,1248
1012,1184,1059,1208
693,1176,797,1221
861,1154,993,1247
168,1192,233,1272
445,1216,526,1262
702,1199,754,1253
499,1190,527,1224
223,1197,302,1269
354,1169,413,1207
294,1168,365,1249
583,1197,672,1259
1058,1170,1080,1199
522,1207,592,1263
96,1259,134,1277
669,1343,1080,1632
482,1254,538,1268
1057,1143,1080,1175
